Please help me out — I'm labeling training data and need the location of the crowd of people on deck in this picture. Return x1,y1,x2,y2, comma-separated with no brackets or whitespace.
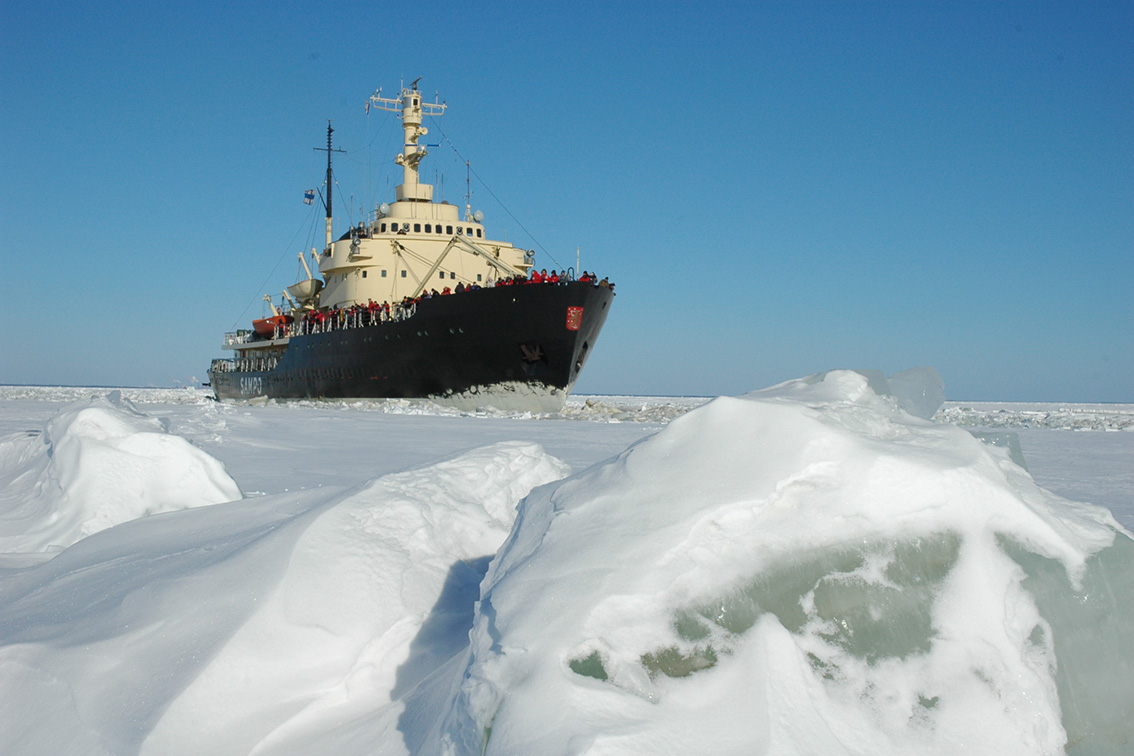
294,299,414,333
407,267,614,292
500,268,614,291
279,266,614,337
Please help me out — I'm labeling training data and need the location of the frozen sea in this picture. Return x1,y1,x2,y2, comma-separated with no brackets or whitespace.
1,386,1129,529
0,375,1131,755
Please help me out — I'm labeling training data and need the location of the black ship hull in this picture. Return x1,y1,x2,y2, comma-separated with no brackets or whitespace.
209,282,613,411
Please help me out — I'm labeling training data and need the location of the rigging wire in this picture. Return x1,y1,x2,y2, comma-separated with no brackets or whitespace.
228,208,318,330
365,107,395,212
427,116,565,271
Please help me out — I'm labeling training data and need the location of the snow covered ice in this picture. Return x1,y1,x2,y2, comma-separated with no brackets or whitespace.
0,390,240,555
0,372,1131,755
431,370,1133,755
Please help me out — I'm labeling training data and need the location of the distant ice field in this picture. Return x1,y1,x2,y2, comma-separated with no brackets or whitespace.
2,387,1130,428
0,387,1130,529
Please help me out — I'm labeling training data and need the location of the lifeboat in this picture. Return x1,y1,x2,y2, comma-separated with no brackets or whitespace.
252,314,292,338
287,277,323,303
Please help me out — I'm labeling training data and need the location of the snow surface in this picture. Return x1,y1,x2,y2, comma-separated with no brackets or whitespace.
0,391,240,556
0,375,1131,755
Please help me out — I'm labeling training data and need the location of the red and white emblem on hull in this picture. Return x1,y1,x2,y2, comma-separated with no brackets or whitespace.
566,306,584,331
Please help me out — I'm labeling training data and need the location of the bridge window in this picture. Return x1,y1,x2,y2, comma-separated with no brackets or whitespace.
381,270,387,277
425,224,432,233
446,225,453,234
401,270,407,278
475,228,482,238
362,270,367,278
380,223,386,232
413,223,421,233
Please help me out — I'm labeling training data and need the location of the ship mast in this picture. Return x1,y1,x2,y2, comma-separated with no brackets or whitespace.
368,78,446,203
314,122,345,248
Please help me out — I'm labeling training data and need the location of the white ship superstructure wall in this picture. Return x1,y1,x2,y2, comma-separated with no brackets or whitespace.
316,82,531,310
317,219,528,309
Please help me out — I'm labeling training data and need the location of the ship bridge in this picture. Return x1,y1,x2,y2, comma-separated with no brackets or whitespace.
314,81,532,310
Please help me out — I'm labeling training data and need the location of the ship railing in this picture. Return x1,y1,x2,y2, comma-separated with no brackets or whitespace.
211,355,281,374
223,330,256,347
286,302,417,338
232,356,281,373
224,301,419,347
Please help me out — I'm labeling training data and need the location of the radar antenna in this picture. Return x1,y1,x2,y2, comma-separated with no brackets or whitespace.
367,79,446,203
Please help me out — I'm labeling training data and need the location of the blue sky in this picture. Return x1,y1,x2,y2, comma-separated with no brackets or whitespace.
2,1,1131,401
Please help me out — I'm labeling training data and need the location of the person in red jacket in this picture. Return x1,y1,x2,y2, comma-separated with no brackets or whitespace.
548,270,560,284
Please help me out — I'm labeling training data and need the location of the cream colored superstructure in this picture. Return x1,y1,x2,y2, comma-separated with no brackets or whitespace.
313,82,532,311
